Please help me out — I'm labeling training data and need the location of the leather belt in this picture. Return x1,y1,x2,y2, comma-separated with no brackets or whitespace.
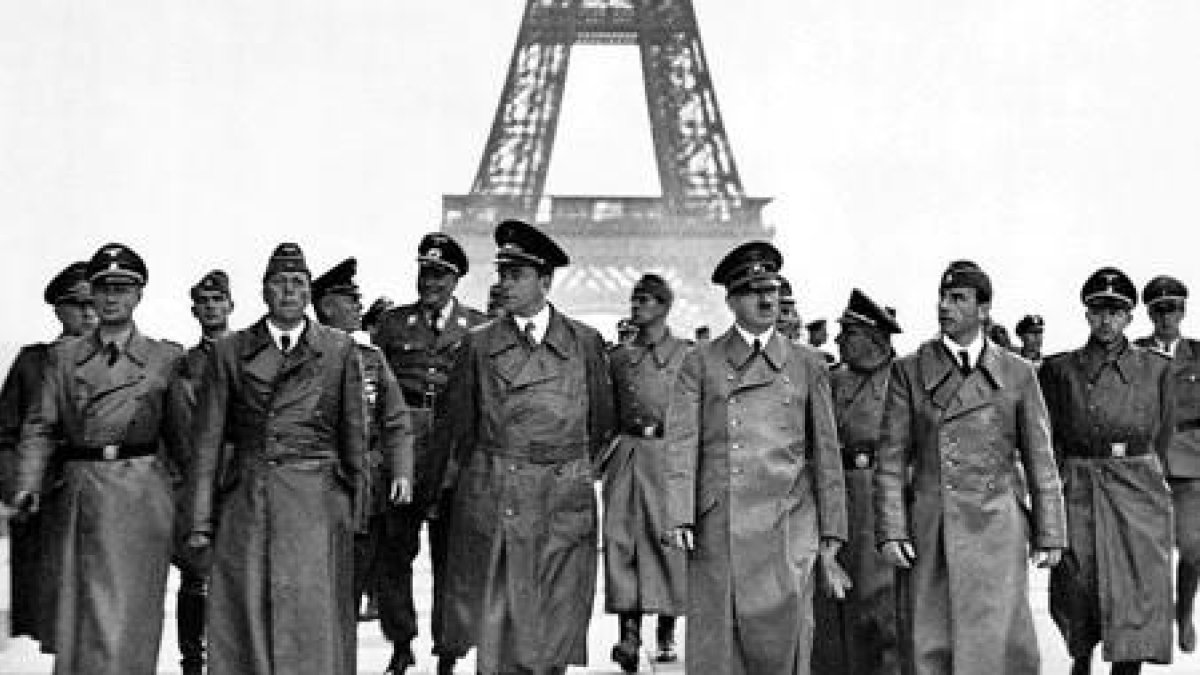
1178,419,1200,433
1066,440,1152,459
622,422,663,439
62,442,156,462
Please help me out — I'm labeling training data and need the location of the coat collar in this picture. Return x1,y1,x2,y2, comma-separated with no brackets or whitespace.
487,305,571,360
720,327,789,372
77,324,150,367
630,329,685,368
919,338,1004,391
1076,337,1132,383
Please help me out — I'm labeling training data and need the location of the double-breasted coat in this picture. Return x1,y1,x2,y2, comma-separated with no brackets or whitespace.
189,319,365,675
812,357,900,675
601,331,689,616
874,339,1067,675
436,307,615,673
17,327,185,675
663,328,847,675
1039,339,1175,664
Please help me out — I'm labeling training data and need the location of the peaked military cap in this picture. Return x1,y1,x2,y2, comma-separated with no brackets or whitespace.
190,269,230,302
838,289,901,334
1143,275,1188,309
778,276,796,305
939,259,992,302
44,261,92,305
312,257,360,299
1081,266,1137,309
494,219,569,270
363,296,394,328
632,273,673,305
264,242,310,280
87,243,147,285
418,233,469,276
712,241,782,293
806,319,827,332
1014,314,1045,335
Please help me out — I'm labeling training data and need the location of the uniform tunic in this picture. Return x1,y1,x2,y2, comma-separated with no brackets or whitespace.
875,339,1066,675
812,359,899,675
190,319,366,675
437,308,615,673
663,328,847,675
1039,339,1175,663
601,331,688,615
17,328,185,675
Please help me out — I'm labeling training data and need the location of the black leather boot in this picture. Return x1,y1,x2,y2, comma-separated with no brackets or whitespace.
177,589,206,675
655,615,678,663
611,612,641,673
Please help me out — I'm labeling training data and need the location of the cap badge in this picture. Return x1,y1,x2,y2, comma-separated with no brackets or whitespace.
428,247,442,259
1101,272,1118,293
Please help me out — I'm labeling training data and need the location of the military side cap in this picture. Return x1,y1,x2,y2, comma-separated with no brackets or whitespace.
264,242,310,280
778,276,796,304
87,243,147,285
939,259,992,302
418,233,468,276
712,241,782,292
838,289,901,334
1015,314,1045,335
1081,266,1137,309
632,273,673,305
494,219,569,269
1143,275,1188,309
190,269,230,302
363,296,394,327
44,261,92,305
312,257,359,299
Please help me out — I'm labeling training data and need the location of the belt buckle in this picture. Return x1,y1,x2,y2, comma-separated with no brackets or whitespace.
642,425,656,438
102,444,119,460
855,452,871,469
1111,442,1127,458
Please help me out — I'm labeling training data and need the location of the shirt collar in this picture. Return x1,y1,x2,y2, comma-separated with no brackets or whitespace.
427,297,456,331
514,303,552,344
942,330,984,368
265,318,306,352
1158,336,1180,357
735,324,775,351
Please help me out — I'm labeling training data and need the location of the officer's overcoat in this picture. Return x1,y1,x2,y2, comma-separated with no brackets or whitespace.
601,331,689,615
437,308,615,672
663,328,847,675
190,319,365,675
875,339,1067,675
1134,336,1200,477
18,328,184,675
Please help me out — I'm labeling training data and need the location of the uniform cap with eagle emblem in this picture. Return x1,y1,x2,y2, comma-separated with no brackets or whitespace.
711,241,782,293
189,269,230,302
86,243,147,285
493,219,570,271
418,233,469,276
1142,275,1187,311
838,288,902,334
44,261,92,305
311,257,360,300
1081,266,1137,310
938,259,992,302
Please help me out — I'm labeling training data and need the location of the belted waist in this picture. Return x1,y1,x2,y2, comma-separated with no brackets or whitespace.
62,442,157,462
403,390,438,409
1063,440,1152,459
246,454,340,469
621,421,663,438
479,441,590,465
1178,419,1200,433
842,441,878,470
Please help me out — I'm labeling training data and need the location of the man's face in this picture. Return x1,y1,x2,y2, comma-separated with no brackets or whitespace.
1149,301,1185,340
262,271,311,324
497,264,549,318
91,281,142,326
938,286,987,343
727,286,779,334
54,300,98,336
1086,305,1131,345
835,322,880,367
1018,331,1044,354
320,293,363,333
630,291,668,327
417,265,458,310
191,289,234,333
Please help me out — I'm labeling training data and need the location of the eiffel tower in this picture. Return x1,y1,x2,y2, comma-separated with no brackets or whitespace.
442,0,773,332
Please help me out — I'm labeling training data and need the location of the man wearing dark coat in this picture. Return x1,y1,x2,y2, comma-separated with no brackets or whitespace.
812,289,903,675
0,261,95,654
663,241,849,675
1039,267,1176,675
372,233,487,675
875,260,1066,675
170,269,235,675
187,243,366,675
601,273,688,672
1134,275,1200,654
14,244,186,675
436,219,616,675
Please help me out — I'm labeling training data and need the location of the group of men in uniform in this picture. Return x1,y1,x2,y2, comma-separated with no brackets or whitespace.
2,221,1200,675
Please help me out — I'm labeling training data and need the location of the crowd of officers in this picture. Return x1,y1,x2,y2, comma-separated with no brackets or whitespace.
0,219,1198,675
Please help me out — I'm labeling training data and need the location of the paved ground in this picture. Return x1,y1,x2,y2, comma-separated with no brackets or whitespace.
3,535,1200,673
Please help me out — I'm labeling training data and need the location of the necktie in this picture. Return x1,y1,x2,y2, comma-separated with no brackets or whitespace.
105,342,120,367
429,308,442,336
752,338,762,357
523,321,538,348
958,349,971,375
280,334,292,354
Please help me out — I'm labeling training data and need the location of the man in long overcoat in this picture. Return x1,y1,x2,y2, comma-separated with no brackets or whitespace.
0,260,95,654
1041,268,1175,675
14,244,185,675
436,219,615,675
1134,275,1200,654
187,243,366,675
601,273,688,672
875,261,1066,675
663,241,849,675
812,289,902,675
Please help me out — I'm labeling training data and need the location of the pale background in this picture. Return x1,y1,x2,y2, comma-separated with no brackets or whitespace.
2,1,1199,358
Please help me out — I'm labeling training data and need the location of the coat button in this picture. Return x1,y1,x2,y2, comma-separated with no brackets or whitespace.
505,508,515,517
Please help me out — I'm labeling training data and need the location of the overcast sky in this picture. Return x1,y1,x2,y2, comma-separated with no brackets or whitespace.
3,1,1200,362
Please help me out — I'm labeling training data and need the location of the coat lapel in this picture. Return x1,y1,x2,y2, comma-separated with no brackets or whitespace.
725,329,785,392
506,308,569,389
278,322,323,382
434,299,473,352
920,340,961,414
487,319,530,386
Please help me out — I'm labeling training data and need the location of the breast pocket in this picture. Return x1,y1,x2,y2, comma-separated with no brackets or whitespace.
1176,365,1200,419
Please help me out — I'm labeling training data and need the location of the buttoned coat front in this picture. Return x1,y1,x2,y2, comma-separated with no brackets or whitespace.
874,339,1067,675
189,319,365,675
663,328,847,675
